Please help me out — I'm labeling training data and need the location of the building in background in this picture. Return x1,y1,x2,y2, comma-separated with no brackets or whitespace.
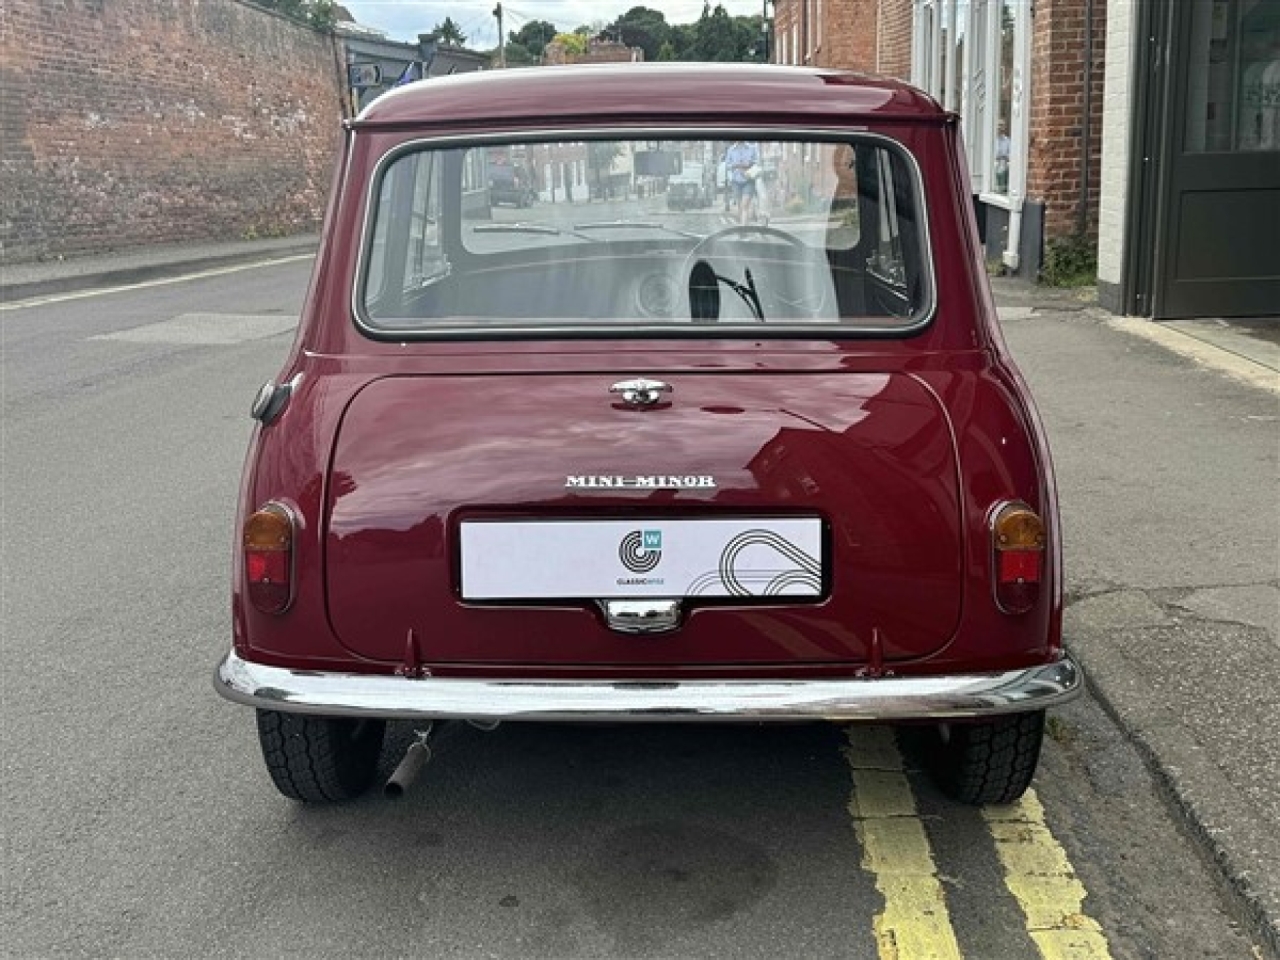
544,36,645,64
773,0,1104,284
773,0,1279,319
337,15,489,114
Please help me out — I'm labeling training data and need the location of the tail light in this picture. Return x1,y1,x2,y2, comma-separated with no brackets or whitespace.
991,501,1045,614
244,503,295,615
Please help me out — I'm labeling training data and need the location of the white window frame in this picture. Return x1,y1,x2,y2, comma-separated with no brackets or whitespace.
977,0,1030,211
912,0,1030,211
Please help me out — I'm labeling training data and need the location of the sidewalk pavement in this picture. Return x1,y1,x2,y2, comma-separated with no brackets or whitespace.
0,235,319,303
992,278,1279,959
2,244,1277,955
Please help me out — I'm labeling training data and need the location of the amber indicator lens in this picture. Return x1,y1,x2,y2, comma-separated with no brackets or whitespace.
244,504,294,614
993,503,1046,552
992,501,1045,614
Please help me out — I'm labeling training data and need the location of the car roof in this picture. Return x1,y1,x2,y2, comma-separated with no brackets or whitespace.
352,63,945,130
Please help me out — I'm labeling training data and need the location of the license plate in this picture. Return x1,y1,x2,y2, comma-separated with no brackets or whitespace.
460,518,823,600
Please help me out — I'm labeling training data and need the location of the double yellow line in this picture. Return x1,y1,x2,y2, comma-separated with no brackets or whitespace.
843,727,1112,960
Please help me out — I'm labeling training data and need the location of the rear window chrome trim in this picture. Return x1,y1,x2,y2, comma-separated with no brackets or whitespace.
351,126,937,342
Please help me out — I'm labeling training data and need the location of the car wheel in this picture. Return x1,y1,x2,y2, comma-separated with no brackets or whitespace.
924,710,1044,805
255,709,386,803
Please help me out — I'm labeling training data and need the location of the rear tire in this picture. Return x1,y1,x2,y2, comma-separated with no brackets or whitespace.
255,709,386,803
924,711,1045,805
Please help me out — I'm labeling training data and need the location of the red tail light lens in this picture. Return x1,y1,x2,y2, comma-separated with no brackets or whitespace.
991,501,1045,614
244,503,295,614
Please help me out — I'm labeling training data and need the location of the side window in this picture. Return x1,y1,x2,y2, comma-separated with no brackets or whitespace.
404,152,445,291
364,151,446,315
868,149,907,289
851,143,922,319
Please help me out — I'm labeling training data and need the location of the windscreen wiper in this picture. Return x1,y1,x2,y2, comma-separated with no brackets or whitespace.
471,222,567,236
573,220,702,240
690,259,764,322
720,267,764,321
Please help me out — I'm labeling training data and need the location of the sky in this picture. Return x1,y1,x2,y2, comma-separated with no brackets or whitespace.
339,1,765,49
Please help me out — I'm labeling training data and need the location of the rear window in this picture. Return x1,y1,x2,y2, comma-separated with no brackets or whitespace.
359,134,932,336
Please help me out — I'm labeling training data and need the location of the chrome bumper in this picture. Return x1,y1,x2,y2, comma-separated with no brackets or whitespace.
214,650,1081,722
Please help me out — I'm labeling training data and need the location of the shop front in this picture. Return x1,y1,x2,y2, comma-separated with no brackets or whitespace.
1116,0,1280,319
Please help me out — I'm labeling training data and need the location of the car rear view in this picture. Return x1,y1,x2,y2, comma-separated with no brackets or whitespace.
216,65,1080,805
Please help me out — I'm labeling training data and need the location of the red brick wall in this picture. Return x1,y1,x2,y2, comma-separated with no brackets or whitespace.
0,0,346,263
814,0,879,70
775,0,906,76
875,0,915,81
1027,0,1107,239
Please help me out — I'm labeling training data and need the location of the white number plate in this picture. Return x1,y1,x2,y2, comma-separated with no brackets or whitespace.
460,518,823,600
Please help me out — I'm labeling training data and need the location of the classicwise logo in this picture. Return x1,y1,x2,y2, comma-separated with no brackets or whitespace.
618,529,663,574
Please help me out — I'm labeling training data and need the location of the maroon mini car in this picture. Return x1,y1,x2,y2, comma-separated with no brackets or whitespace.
215,64,1080,805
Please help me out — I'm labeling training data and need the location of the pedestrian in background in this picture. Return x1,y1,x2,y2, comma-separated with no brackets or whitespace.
724,139,761,224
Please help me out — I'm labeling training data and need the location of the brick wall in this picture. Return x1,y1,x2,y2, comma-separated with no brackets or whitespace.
1026,0,1108,240
875,0,914,81
0,0,346,263
814,0,879,70
545,38,641,65
774,0,909,77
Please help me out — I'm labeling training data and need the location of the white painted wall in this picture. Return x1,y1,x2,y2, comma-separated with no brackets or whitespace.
1097,0,1137,290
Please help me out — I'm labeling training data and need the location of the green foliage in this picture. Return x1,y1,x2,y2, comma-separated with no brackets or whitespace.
552,32,589,56
502,1,761,65
241,222,289,241
509,19,557,54
433,16,467,46
252,0,337,30
1040,234,1097,287
606,5,672,62
663,3,763,62
503,41,537,65
1045,715,1077,745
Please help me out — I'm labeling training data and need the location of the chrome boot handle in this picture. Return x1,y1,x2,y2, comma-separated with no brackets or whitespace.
610,378,672,407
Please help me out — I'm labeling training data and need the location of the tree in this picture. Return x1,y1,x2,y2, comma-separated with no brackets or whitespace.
588,141,623,199
433,16,468,46
686,3,756,62
502,41,537,66
605,5,671,62
552,32,588,56
666,22,695,59
509,19,557,57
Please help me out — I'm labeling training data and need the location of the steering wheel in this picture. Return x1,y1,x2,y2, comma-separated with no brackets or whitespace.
685,223,809,261
683,224,829,320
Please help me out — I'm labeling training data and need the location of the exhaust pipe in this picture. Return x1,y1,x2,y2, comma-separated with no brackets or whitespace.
384,726,433,798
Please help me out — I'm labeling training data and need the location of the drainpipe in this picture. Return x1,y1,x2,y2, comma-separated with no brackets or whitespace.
1003,211,1024,271
1002,0,1032,273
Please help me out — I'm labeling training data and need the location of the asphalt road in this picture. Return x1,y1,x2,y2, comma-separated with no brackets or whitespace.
0,259,1264,959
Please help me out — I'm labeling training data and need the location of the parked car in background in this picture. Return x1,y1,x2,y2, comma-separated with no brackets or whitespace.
489,164,536,208
668,162,711,210
216,63,1081,805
